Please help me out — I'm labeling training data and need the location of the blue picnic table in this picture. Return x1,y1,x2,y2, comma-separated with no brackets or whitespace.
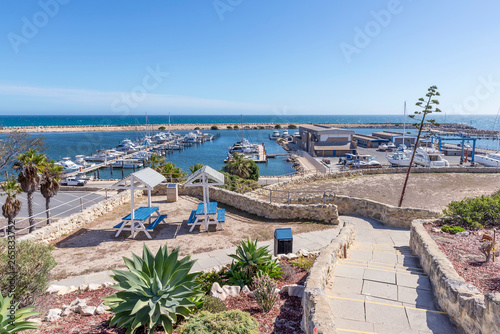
114,206,167,239
188,202,225,232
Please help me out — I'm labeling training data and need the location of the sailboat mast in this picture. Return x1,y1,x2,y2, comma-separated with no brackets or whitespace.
241,114,243,140
403,101,406,147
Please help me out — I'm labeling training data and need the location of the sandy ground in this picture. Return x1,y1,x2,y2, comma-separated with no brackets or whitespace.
50,195,332,279
274,173,500,211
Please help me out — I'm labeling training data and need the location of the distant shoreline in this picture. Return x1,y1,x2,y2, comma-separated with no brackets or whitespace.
0,122,475,134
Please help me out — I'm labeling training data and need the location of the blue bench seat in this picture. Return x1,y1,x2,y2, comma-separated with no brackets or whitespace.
146,214,167,230
187,210,197,224
114,221,126,229
217,209,225,223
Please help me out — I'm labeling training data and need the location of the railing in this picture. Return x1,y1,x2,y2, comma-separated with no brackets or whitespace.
1,185,116,238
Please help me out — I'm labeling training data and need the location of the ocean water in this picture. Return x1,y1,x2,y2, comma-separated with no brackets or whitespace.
0,114,498,131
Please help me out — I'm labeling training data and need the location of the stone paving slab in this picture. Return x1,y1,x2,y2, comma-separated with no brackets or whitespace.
326,216,457,334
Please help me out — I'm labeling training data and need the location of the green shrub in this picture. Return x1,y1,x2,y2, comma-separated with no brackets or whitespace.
158,126,166,130
200,295,227,313
103,243,202,334
280,262,295,281
226,238,282,287
289,256,316,271
274,124,282,129
219,172,260,193
0,240,56,307
252,274,278,313
258,126,265,129
234,126,239,130
180,310,258,334
441,225,466,234
443,195,500,229
0,293,39,333
196,268,227,295
195,127,201,130
287,124,297,129
227,126,233,130
211,125,219,130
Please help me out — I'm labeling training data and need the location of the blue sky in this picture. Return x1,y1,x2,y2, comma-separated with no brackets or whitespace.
1,0,500,115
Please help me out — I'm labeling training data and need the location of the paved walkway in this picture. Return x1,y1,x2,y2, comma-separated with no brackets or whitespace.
51,227,340,287
327,216,456,334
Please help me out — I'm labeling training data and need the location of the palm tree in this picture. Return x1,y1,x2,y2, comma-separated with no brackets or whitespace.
223,153,253,179
161,162,186,183
15,149,47,233
189,163,204,173
40,161,63,225
148,153,166,172
1,178,22,233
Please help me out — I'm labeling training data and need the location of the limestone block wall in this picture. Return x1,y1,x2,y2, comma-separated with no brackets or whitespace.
302,223,355,334
410,220,500,334
19,190,143,243
156,184,339,224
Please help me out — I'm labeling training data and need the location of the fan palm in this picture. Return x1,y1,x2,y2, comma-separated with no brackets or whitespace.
189,163,204,173
1,178,22,233
148,153,166,171
15,149,47,233
161,162,186,183
223,153,253,179
40,161,63,225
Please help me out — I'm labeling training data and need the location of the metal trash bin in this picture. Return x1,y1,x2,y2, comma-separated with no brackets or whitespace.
274,228,293,256
166,183,178,202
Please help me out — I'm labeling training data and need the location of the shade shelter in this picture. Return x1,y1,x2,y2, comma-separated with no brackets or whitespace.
183,166,225,231
110,168,167,238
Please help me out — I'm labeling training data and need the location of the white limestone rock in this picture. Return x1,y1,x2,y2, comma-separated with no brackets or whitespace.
286,253,298,260
241,285,251,294
222,285,241,297
76,305,96,316
95,303,110,315
46,284,64,294
88,283,101,291
281,284,305,297
298,249,309,257
44,309,62,322
210,282,226,300
57,285,78,295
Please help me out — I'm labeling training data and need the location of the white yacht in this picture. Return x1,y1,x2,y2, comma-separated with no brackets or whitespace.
111,160,143,169
474,153,500,167
74,155,94,168
414,148,449,167
228,138,259,154
386,151,412,167
183,132,202,144
56,157,80,173
84,149,124,162
116,139,138,152
269,130,280,140
281,130,289,138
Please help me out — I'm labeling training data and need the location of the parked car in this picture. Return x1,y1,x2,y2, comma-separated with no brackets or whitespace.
60,177,86,186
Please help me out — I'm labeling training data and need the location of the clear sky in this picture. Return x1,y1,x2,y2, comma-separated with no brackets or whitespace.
1,0,499,116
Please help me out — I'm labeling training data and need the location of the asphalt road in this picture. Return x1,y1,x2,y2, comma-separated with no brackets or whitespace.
0,191,104,222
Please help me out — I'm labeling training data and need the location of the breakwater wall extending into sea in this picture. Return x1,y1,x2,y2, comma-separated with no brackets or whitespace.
0,122,481,134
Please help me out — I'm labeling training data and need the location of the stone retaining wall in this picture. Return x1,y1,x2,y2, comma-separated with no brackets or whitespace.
157,185,339,224
410,220,500,334
19,190,143,243
302,223,355,334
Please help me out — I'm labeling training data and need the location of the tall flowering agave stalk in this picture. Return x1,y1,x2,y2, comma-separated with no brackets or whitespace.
104,244,202,334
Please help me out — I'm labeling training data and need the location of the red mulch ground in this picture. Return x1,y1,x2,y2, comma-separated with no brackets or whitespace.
34,259,309,334
425,222,500,294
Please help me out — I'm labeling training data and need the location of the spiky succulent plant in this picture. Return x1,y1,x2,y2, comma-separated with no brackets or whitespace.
0,293,39,333
104,243,202,334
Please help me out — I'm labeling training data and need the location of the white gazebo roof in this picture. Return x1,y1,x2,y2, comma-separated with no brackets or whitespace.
111,167,166,190
184,166,224,187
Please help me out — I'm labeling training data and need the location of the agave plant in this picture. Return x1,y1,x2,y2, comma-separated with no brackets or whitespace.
0,293,39,333
103,243,202,334
226,238,282,286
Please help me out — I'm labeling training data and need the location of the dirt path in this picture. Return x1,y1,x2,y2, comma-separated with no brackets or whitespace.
276,173,500,211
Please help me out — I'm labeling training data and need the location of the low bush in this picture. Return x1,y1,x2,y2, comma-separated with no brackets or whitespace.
196,268,227,295
0,240,56,307
158,126,166,130
234,125,239,130
289,255,316,271
252,274,278,313
258,126,265,129
443,194,500,229
287,124,297,129
441,225,466,234
280,262,295,281
211,125,219,130
274,124,282,129
194,127,201,130
180,310,258,334
200,295,227,313
227,126,233,130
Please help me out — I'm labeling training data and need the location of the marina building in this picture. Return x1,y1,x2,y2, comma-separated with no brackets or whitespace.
372,131,418,147
352,134,390,148
296,125,356,157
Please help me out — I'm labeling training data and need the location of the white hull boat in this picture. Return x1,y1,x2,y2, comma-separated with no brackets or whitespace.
386,152,412,167
475,153,500,167
414,148,449,167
